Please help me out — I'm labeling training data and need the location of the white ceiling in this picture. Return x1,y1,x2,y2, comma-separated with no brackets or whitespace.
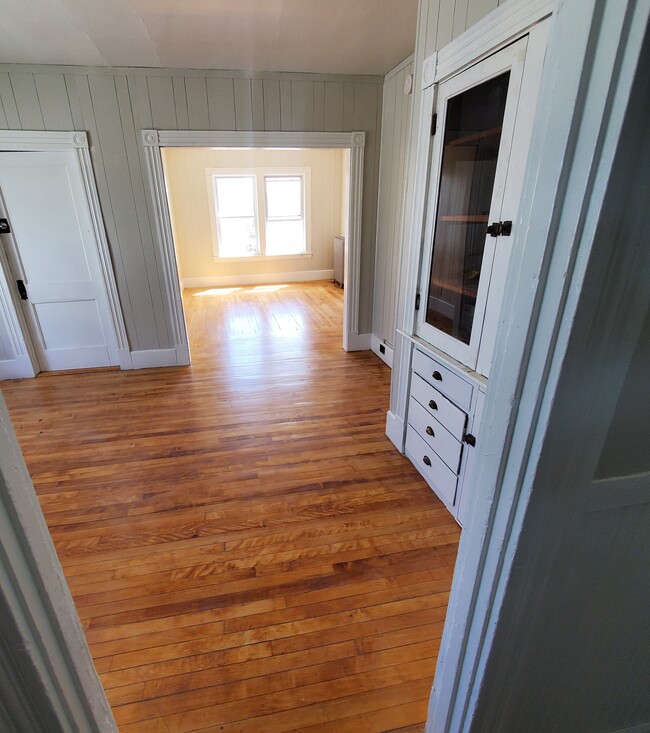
0,0,418,76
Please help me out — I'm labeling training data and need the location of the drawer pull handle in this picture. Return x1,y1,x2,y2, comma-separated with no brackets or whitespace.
423,455,432,466
432,371,442,381
428,399,438,411
425,426,434,437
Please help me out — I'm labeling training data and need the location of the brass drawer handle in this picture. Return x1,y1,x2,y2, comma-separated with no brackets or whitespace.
425,426,434,437
429,399,438,410
423,455,432,466
432,370,442,381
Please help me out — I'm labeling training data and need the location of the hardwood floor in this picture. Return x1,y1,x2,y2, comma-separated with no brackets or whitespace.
2,281,459,733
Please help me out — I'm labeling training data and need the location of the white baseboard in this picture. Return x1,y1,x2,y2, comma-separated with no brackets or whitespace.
0,354,37,380
130,348,179,370
386,410,405,452
346,332,371,351
175,343,191,366
181,270,334,288
371,335,393,368
117,348,133,370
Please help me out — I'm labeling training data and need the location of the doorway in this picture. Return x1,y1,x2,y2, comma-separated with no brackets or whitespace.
0,131,129,379
161,145,348,353
140,129,366,360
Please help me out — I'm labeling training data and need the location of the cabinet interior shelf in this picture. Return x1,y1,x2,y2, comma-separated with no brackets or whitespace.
448,126,502,147
440,215,489,222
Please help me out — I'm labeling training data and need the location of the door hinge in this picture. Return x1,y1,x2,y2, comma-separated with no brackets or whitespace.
415,292,421,311
431,113,437,137
0,218,10,234
486,220,512,237
16,280,27,300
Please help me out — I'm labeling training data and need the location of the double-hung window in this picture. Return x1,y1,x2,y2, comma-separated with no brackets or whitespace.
209,168,310,259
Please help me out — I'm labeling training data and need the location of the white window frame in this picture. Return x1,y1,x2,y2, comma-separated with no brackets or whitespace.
206,167,311,261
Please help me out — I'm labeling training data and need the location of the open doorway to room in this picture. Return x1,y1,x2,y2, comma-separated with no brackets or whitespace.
161,145,348,367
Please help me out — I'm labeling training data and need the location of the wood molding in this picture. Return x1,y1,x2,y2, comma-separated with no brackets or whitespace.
181,270,334,288
141,129,366,355
371,335,393,367
130,348,180,370
385,410,405,452
421,0,555,89
0,130,89,150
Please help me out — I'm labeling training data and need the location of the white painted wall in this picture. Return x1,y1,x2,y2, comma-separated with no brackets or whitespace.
162,147,344,286
372,55,414,352
0,66,382,352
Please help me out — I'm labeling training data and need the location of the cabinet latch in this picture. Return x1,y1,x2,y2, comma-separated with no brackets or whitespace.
486,220,512,237
463,433,476,447
415,292,421,311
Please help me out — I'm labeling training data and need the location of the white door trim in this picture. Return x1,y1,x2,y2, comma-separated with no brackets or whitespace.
0,131,131,375
141,129,366,357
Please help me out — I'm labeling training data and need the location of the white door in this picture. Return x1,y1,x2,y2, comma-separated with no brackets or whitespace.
0,151,119,371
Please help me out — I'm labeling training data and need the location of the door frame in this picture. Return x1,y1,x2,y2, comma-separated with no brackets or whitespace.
140,129,366,358
0,130,130,377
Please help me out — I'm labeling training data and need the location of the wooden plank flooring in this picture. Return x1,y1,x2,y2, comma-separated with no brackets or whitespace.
2,281,459,732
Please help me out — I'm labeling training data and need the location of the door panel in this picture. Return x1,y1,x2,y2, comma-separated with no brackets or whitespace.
0,151,118,372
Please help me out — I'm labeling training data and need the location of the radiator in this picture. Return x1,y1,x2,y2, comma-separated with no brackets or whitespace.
333,236,345,288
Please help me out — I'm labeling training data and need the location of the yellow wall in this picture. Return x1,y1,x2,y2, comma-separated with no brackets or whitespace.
162,147,345,286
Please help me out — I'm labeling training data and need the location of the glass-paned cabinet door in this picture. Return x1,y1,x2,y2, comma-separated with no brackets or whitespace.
416,37,528,374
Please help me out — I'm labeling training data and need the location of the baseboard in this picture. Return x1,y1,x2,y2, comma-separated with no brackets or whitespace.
346,332,372,351
117,348,133,370
386,410,405,452
371,335,393,368
181,270,334,288
0,354,37,380
175,342,191,366
130,348,179,370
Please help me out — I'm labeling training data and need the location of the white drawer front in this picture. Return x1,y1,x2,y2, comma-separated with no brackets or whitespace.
410,372,467,440
408,397,463,473
405,426,458,508
412,348,473,411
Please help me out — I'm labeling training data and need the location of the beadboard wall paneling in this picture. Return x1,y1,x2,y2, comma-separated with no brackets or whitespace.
162,147,344,283
0,67,382,351
372,55,414,350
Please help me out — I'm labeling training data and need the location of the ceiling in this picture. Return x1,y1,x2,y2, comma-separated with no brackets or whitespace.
0,0,419,76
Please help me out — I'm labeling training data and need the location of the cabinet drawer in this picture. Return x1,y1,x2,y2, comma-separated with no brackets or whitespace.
410,372,467,440
405,426,458,508
408,397,463,473
412,348,473,411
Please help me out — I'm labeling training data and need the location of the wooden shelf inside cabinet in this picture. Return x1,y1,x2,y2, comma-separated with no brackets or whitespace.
440,215,489,223
429,278,479,299
448,126,502,147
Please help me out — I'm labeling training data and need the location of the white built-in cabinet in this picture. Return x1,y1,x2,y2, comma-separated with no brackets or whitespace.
394,2,552,523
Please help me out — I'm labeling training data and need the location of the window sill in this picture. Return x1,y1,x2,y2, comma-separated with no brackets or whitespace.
214,253,313,262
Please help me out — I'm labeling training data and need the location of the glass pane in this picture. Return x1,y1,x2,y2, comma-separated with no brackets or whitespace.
265,176,302,218
266,220,305,255
218,217,259,257
425,72,510,345
215,176,255,217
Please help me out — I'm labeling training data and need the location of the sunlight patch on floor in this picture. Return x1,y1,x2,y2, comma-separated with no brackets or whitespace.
193,287,241,297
